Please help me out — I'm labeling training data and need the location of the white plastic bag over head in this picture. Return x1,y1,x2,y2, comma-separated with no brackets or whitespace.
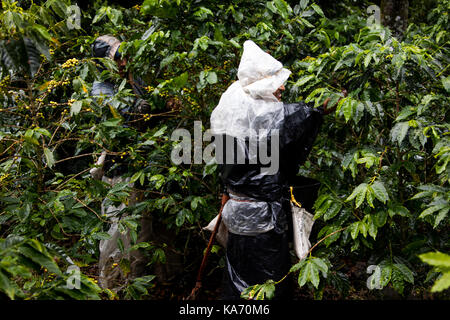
210,40,291,141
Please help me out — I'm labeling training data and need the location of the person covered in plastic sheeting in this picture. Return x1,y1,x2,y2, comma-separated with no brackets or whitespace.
210,40,342,299
91,35,151,134
89,35,153,290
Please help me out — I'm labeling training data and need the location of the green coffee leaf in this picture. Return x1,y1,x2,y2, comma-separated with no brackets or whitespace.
371,181,389,204
346,183,368,208
43,148,55,169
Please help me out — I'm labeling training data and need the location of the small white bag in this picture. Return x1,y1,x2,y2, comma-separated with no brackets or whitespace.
290,202,314,260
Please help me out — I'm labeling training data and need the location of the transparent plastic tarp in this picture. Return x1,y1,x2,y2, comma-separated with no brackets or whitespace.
221,193,281,236
97,176,135,289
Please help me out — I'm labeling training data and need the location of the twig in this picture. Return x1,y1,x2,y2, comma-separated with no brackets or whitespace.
0,140,19,158
72,196,109,223
53,167,92,191
274,226,348,286
54,152,104,164
49,112,67,147
302,227,348,260
38,197,74,237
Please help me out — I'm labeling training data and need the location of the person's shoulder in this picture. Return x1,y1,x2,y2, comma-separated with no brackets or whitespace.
283,101,311,114
283,101,323,115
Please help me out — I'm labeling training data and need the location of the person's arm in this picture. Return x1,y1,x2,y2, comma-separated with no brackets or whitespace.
322,89,348,115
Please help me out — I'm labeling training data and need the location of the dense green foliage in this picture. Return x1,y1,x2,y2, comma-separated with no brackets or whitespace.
0,0,448,299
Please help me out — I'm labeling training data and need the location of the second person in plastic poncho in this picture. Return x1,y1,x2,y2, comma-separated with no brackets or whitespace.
210,40,333,299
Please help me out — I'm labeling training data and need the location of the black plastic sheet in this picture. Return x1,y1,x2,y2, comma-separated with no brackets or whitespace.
218,102,323,202
221,230,290,300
